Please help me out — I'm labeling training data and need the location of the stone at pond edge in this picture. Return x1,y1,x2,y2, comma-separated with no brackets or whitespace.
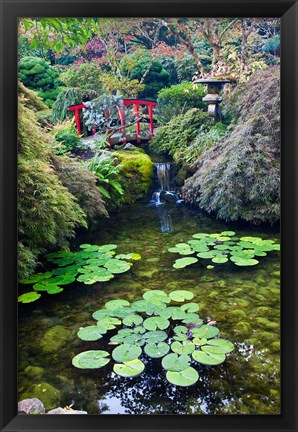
20,382,61,410
18,398,45,414
47,407,88,414
40,325,72,353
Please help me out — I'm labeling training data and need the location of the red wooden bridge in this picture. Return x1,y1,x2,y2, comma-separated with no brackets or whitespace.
68,99,157,145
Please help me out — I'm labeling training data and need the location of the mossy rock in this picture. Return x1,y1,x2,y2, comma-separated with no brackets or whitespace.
24,365,44,379
230,309,247,319
234,321,251,335
40,325,72,353
109,150,154,208
20,382,61,411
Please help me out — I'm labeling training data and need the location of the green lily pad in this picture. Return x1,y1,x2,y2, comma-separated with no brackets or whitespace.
191,325,219,339
112,344,142,363
97,316,122,329
115,253,141,260
205,338,234,353
192,350,226,365
92,309,111,320
47,286,64,294
169,290,194,302
109,307,135,318
72,350,110,369
104,259,131,274
105,299,130,310
181,303,200,313
77,326,106,341
173,257,198,269
143,330,168,343
233,258,259,266
220,231,236,236
166,367,199,387
193,337,208,346
123,314,143,327
182,313,202,324
206,265,215,269
197,251,217,259
113,359,145,377
211,255,229,264
144,342,169,358
131,300,166,315
171,341,195,355
18,292,41,303
161,353,191,372
159,307,186,320
19,272,52,284
143,316,170,331
174,325,188,334
98,244,118,252
143,290,170,303
133,326,146,334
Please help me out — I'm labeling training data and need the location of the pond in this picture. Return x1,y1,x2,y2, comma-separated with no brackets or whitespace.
18,199,280,415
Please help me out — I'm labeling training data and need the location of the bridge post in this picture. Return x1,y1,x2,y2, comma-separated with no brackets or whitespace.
148,104,154,139
74,108,82,135
134,103,141,143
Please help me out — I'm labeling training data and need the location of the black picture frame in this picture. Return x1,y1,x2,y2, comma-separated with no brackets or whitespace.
0,1,297,431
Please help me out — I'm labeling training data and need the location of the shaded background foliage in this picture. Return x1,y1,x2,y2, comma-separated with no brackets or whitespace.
182,67,280,225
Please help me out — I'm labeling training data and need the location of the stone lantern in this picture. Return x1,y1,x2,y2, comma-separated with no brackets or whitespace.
192,78,231,122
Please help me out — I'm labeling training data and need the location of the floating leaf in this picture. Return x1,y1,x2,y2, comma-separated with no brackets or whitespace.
104,259,131,274
161,353,191,372
173,257,198,269
144,342,169,358
47,286,64,294
18,292,41,303
113,359,144,377
232,258,259,266
193,337,208,346
171,341,195,355
211,255,229,264
105,299,130,310
72,350,110,369
112,344,142,363
192,350,225,365
143,330,168,343
123,314,143,327
166,367,199,387
143,316,170,331
181,303,200,313
19,272,52,284
204,338,234,353
220,231,236,236
131,300,166,315
143,290,170,303
92,309,111,320
191,325,219,339
159,307,186,320
169,290,194,302
182,313,202,324
77,326,106,341
109,307,135,318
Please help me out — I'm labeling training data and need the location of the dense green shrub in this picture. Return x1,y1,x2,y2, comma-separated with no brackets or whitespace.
182,66,280,225
18,100,87,279
52,120,83,154
149,108,211,163
18,56,64,107
87,152,124,200
18,81,48,112
51,154,108,222
183,122,228,164
157,82,206,124
59,62,104,92
121,52,171,100
52,87,98,123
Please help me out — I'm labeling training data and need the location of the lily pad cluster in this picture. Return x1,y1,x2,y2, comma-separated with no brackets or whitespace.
18,244,141,303
168,232,280,269
72,289,234,387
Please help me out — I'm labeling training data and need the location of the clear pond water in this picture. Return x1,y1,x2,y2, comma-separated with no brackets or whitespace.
18,202,280,415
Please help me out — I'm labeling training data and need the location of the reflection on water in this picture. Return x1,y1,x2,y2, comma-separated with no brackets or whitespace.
18,203,280,415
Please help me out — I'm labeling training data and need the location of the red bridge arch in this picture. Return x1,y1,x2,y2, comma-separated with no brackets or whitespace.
68,99,157,145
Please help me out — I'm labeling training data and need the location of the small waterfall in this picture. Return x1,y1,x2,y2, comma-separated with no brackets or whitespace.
150,161,183,233
155,162,171,192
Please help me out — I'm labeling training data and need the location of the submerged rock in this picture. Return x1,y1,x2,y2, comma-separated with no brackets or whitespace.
24,365,44,379
18,398,45,414
20,382,61,411
40,325,71,353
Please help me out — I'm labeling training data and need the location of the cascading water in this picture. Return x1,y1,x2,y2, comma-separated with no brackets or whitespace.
151,162,182,233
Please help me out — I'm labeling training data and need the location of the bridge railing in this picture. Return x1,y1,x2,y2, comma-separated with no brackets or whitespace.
68,99,157,145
